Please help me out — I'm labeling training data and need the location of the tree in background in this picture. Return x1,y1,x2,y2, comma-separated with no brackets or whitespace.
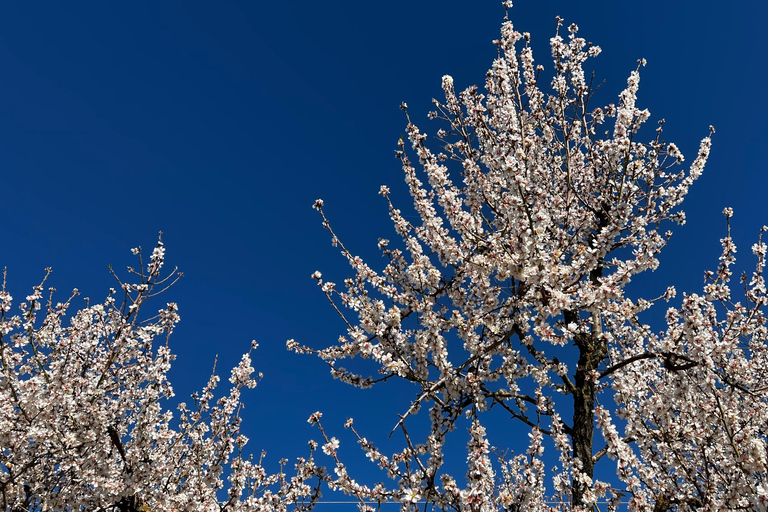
291,4,768,510
0,238,324,511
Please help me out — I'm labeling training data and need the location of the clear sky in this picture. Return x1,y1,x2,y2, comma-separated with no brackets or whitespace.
2,0,766,505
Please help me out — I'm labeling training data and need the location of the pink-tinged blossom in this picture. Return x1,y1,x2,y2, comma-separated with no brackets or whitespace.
322,437,340,455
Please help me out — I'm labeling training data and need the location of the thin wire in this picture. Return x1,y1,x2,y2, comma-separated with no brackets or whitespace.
306,500,625,505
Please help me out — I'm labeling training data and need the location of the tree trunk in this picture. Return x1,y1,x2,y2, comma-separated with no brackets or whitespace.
569,308,606,510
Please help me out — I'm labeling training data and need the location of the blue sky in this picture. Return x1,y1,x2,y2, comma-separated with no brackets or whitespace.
2,0,767,503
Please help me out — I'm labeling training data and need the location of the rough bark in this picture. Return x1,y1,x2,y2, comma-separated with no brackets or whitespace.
570,316,605,508
569,260,606,509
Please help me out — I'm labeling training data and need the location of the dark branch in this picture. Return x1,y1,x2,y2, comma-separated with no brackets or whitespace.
599,352,657,380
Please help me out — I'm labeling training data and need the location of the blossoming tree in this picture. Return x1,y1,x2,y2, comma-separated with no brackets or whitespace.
3,4,768,512
289,4,768,511
0,238,324,512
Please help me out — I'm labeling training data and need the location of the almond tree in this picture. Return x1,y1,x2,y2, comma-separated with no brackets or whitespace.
291,4,768,510
0,238,324,512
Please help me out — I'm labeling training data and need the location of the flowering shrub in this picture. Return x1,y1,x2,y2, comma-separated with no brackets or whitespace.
0,237,324,512
291,4,768,511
